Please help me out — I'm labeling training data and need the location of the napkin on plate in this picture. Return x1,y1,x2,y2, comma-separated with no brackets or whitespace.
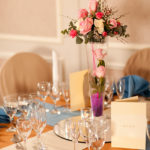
114,75,150,99
0,107,10,123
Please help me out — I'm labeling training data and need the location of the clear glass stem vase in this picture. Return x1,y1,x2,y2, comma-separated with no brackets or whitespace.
86,42,108,117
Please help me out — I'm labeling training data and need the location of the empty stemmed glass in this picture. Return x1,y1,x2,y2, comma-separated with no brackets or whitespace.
49,82,61,114
16,118,32,150
115,78,125,99
32,103,47,150
70,121,80,150
80,107,94,120
18,94,32,119
79,119,94,150
62,82,70,112
104,79,114,108
3,95,18,132
37,81,51,112
92,116,109,150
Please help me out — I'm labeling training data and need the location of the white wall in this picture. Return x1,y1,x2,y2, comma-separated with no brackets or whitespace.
0,0,149,81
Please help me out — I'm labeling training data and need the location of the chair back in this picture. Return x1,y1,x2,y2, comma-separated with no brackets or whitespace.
0,52,52,104
123,48,150,81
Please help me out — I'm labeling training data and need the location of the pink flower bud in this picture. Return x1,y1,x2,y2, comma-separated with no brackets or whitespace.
96,12,104,19
102,31,107,37
114,31,118,35
69,29,77,38
109,19,117,29
78,9,88,19
94,66,105,78
89,0,98,13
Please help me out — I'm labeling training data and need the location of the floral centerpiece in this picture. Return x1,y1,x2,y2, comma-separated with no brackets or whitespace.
61,0,129,116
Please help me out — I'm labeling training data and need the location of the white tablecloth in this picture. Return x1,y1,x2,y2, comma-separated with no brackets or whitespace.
1,131,86,150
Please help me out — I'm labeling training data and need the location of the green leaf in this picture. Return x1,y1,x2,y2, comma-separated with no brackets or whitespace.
125,34,130,38
84,38,89,44
98,60,105,67
76,36,83,44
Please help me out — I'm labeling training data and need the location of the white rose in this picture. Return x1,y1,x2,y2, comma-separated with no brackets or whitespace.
94,19,104,34
75,18,83,30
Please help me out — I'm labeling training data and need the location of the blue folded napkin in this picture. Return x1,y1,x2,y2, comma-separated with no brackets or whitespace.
0,107,10,123
114,75,150,99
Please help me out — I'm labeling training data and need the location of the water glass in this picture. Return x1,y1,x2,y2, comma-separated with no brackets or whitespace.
50,83,61,114
3,95,18,132
116,78,125,99
32,104,47,150
16,118,32,150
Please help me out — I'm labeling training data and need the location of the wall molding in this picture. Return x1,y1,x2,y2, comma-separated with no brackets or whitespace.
109,42,150,51
0,0,62,44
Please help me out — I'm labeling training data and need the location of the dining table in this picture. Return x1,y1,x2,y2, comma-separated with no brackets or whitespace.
0,96,148,150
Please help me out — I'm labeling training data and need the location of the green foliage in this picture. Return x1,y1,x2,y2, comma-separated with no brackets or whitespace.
98,60,105,67
76,36,83,44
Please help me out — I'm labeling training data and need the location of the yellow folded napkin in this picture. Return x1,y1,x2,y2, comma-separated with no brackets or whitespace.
115,96,139,102
69,70,90,111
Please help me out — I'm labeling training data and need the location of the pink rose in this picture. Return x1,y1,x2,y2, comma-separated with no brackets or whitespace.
69,29,77,38
78,9,88,19
79,17,93,35
94,48,107,60
96,12,104,19
89,0,98,13
94,66,105,78
102,31,107,37
109,19,117,29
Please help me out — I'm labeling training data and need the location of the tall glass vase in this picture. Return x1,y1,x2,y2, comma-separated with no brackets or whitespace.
86,42,108,117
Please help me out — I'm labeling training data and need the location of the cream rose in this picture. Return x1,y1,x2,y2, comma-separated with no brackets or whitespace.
75,18,83,30
94,19,104,34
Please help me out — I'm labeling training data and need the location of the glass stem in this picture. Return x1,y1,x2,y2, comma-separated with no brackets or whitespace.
37,132,41,141
54,101,57,110
74,141,76,150
23,138,27,150
66,101,69,109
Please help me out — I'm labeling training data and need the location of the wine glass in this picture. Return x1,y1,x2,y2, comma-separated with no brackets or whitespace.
104,79,114,108
147,123,150,141
32,104,47,150
18,94,32,119
80,107,94,120
92,116,109,150
49,83,61,114
70,121,80,150
62,82,70,112
3,95,18,132
115,78,125,99
37,81,51,112
79,119,93,150
16,118,32,150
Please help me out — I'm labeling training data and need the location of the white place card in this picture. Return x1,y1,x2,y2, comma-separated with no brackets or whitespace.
111,102,147,150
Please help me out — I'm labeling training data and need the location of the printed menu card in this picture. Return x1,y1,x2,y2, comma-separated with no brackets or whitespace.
111,102,147,149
